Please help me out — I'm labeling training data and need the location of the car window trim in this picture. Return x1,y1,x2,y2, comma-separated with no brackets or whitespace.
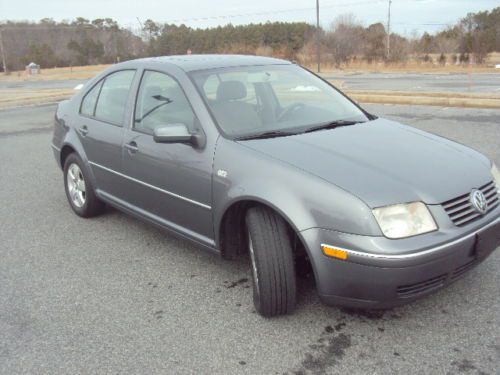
300,65,377,121
79,79,103,117
79,69,137,128
131,68,200,136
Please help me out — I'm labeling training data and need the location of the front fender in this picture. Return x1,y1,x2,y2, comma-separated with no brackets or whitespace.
212,138,382,246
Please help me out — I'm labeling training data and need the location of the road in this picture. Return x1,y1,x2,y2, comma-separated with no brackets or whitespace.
322,72,500,94
0,104,499,375
0,79,83,90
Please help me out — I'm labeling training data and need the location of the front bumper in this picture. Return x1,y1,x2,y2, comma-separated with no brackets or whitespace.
301,214,500,309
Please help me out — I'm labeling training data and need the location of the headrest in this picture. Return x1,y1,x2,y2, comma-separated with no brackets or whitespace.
216,80,247,101
144,85,162,99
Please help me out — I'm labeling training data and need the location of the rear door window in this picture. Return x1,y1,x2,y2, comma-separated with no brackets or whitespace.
94,70,136,126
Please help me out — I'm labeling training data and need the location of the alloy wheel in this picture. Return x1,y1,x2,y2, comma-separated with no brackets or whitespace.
66,163,86,208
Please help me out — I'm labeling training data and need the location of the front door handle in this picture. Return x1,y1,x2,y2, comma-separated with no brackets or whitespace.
78,125,88,136
124,141,138,153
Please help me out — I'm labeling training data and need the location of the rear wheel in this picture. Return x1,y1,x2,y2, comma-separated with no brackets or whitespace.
246,206,297,317
63,153,104,217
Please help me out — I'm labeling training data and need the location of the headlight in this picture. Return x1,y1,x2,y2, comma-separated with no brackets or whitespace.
492,163,500,193
372,202,437,239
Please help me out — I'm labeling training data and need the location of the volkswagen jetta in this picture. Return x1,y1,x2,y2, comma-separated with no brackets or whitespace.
51,55,500,316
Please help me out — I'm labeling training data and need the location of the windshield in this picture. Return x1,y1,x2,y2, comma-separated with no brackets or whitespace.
190,64,369,138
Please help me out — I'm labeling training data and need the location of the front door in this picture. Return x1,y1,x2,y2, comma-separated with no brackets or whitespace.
121,70,215,245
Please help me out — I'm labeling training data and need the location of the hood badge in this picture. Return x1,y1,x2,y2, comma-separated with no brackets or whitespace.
470,189,488,214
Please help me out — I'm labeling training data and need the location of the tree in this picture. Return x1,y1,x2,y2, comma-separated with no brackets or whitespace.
364,23,386,62
23,43,57,67
324,14,364,66
438,53,447,65
144,19,160,41
68,37,105,65
72,17,90,27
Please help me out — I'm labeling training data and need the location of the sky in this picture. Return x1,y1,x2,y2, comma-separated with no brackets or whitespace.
0,0,498,36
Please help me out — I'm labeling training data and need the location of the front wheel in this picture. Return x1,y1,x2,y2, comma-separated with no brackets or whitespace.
246,206,297,317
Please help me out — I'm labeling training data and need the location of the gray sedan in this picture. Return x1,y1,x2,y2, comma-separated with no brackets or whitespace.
51,55,500,317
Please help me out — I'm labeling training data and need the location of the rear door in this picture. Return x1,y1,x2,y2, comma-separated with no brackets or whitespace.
121,70,215,245
76,69,136,199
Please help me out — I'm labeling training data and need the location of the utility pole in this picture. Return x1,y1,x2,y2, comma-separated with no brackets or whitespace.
0,27,7,74
136,17,146,41
316,0,320,73
386,0,392,61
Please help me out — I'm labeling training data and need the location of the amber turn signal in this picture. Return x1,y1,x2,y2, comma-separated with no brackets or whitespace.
321,245,348,260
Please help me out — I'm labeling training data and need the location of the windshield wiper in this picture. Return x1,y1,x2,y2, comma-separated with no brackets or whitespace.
236,130,298,141
303,120,365,134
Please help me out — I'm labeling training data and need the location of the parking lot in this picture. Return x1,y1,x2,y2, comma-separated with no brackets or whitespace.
0,103,499,374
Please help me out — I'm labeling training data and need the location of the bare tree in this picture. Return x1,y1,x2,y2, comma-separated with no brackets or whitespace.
324,14,364,67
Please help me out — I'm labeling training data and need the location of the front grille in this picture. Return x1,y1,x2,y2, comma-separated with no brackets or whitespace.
396,274,447,297
396,259,478,298
442,181,499,227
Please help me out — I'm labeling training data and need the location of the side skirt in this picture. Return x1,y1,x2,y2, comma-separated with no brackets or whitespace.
96,189,220,255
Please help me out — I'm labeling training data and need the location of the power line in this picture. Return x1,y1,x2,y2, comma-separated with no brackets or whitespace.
158,0,385,24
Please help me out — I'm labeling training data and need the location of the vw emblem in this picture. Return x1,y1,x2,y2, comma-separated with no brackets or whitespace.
470,189,488,214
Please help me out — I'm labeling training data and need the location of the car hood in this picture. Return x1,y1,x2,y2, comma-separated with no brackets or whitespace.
238,118,492,208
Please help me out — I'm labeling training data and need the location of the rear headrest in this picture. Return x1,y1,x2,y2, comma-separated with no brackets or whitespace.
216,80,247,101
144,85,162,99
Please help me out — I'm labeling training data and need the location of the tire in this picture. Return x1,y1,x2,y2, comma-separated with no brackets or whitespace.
246,206,297,317
63,153,104,217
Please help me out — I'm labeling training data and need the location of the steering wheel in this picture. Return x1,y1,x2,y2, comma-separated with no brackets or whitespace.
277,103,305,122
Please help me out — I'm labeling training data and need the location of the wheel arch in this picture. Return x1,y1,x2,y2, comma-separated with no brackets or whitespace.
58,133,97,187
60,144,76,168
217,196,320,291
217,197,312,259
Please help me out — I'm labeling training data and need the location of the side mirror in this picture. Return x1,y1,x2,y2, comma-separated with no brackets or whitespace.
153,123,193,144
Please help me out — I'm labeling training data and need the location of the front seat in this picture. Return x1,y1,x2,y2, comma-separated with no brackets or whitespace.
211,80,262,134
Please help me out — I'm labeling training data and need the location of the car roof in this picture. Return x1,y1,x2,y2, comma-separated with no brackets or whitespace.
131,54,292,72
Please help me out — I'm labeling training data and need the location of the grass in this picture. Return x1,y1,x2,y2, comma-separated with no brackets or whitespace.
0,88,74,109
307,62,498,74
0,64,110,82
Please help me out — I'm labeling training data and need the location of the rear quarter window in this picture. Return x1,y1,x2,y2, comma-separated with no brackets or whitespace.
80,80,103,117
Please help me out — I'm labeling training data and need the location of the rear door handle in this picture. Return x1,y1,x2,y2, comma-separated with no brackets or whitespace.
124,141,138,153
78,125,88,136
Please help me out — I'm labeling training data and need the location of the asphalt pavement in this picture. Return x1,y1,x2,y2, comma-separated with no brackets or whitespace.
0,79,83,90
0,103,499,375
